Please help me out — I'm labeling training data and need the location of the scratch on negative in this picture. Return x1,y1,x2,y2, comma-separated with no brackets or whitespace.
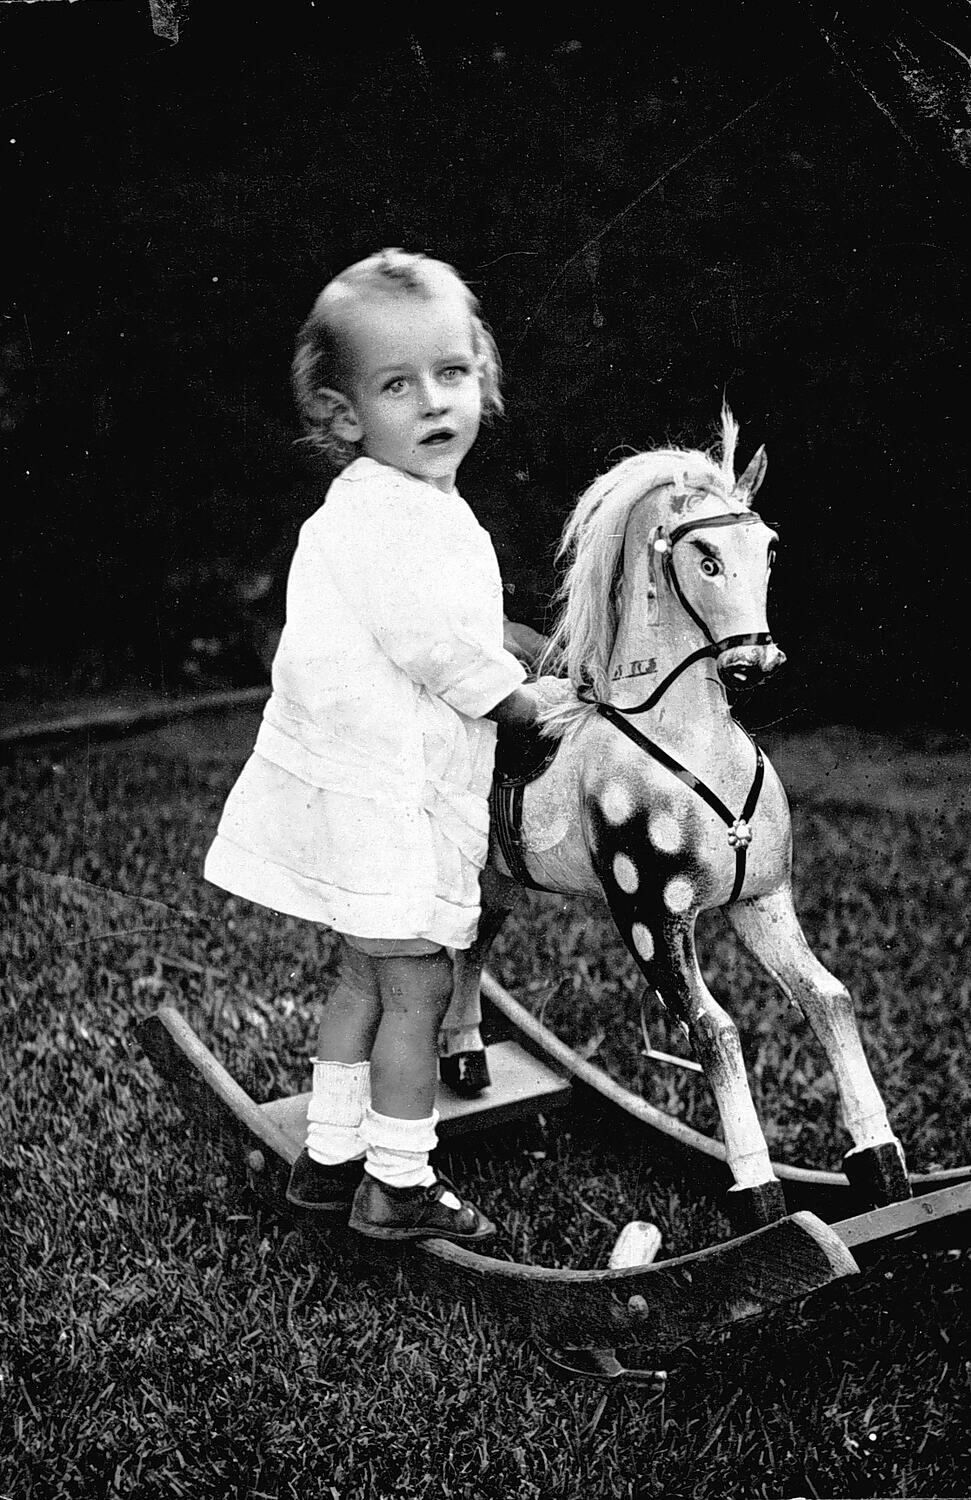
510,75,792,362
918,21,971,74
8,862,209,925
62,924,192,949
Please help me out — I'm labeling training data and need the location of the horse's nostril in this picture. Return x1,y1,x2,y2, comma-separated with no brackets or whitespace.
721,659,759,689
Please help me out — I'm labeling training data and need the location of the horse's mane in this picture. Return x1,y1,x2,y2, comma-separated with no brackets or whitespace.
537,406,741,738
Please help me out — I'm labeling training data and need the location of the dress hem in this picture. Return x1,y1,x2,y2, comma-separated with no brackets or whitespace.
203,834,479,950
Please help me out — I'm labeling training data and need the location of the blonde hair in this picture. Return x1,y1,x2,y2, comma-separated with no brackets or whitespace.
292,247,503,468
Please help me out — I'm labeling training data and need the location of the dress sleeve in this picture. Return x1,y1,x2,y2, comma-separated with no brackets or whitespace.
328,471,526,718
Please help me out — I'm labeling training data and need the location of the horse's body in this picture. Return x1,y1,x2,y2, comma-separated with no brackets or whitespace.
445,412,910,1227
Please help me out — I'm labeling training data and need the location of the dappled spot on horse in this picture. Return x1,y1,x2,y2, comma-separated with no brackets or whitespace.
630,921,655,962
585,795,691,908
648,810,682,853
599,780,634,825
663,876,695,914
612,852,639,894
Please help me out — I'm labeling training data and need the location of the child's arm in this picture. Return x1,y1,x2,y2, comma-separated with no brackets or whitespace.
328,479,527,720
502,616,548,671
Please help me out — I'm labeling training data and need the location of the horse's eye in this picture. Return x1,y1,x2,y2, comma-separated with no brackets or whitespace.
700,557,720,577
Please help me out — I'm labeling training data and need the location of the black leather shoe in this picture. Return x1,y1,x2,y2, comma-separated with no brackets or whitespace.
286,1149,365,1214
348,1171,496,1244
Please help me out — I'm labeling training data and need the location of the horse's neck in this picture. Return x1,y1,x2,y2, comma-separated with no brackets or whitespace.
606,553,730,732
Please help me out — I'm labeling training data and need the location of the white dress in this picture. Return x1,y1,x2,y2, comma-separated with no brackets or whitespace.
204,458,526,949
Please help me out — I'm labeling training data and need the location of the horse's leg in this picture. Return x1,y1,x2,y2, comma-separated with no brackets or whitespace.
603,882,786,1230
726,888,910,1205
440,867,516,1096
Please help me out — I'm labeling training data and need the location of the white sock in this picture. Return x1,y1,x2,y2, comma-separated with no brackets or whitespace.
305,1059,370,1166
361,1106,442,1192
438,1025,484,1058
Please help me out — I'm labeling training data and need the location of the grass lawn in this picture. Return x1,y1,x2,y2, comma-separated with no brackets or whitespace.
2,722,970,1499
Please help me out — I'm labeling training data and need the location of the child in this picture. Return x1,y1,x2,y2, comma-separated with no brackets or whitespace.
204,248,539,1243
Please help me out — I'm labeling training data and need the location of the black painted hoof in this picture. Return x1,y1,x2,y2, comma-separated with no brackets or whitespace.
439,1049,491,1097
843,1141,912,1207
725,1179,788,1234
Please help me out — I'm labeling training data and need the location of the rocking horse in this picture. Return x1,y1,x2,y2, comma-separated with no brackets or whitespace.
443,407,911,1231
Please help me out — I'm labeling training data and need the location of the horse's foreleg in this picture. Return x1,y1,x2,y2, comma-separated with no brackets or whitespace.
726,888,910,1205
620,905,785,1229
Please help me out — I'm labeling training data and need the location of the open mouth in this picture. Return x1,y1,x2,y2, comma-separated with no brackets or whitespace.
419,429,455,447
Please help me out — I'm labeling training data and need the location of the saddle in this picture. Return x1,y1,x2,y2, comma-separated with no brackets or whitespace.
493,717,560,789
490,719,560,890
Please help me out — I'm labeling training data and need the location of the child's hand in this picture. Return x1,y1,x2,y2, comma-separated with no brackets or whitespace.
488,686,552,781
486,685,540,729
502,617,548,671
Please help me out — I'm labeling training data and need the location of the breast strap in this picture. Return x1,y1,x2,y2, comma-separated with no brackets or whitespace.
595,703,765,904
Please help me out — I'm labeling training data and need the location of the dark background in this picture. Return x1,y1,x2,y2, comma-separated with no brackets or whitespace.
2,2,968,728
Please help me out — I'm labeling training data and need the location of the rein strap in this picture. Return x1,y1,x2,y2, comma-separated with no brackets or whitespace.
604,632,771,717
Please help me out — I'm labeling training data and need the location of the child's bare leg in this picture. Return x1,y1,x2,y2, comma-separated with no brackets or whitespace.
351,949,495,1243
369,949,454,1118
287,939,382,1206
314,938,383,1062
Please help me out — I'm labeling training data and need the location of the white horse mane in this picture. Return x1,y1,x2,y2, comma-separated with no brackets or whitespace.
537,406,744,737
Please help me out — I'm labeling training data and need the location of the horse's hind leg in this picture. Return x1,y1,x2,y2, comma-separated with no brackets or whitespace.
440,868,516,1095
727,888,910,1206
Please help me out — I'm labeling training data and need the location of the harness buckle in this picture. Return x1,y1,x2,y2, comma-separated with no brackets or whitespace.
727,818,752,849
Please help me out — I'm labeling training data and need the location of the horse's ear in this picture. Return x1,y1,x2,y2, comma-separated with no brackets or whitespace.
734,445,767,507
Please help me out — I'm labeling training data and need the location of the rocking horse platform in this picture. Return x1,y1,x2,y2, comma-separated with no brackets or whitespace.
262,1047,572,1146
137,1002,862,1356
137,977,971,1371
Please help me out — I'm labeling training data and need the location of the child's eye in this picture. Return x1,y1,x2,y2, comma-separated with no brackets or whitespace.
383,376,408,394
441,365,470,382
699,556,721,577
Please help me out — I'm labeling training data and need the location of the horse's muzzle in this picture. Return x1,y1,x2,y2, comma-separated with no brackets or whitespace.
717,642,787,690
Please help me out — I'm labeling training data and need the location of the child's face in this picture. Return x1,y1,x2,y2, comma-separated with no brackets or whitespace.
336,293,483,493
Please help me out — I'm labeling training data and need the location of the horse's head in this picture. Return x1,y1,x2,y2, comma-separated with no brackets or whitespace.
646,444,785,693
540,410,786,727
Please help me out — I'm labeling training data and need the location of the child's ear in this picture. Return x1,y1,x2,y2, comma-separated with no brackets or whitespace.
312,387,363,443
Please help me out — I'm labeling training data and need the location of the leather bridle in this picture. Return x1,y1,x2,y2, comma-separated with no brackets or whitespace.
583,508,779,903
